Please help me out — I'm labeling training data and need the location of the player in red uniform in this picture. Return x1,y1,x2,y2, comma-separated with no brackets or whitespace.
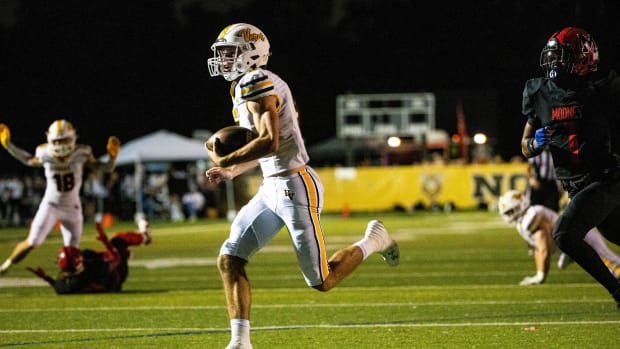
27,220,151,294
520,27,620,310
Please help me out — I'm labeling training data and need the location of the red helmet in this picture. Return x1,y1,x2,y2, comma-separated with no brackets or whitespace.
58,246,84,272
540,27,599,79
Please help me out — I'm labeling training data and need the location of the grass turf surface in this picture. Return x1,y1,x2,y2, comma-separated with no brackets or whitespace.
1,211,619,348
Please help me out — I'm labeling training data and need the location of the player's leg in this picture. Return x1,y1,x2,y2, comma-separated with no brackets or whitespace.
557,252,574,269
0,241,33,274
218,191,283,349
553,181,620,300
0,203,58,274
277,167,398,292
58,203,83,247
596,203,620,247
315,220,399,291
584,228,620,278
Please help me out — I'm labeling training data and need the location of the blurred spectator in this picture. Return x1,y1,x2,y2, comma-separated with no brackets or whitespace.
182,185,205,222
0,177,10,227
83,172,109,222
169,193,185,222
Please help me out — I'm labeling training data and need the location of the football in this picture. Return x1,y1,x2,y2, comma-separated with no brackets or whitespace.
205,126,258,156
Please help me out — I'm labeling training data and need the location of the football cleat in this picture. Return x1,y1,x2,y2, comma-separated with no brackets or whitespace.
225,341,252,349
557,253,574,269
0,259,11,275
364,220,400,266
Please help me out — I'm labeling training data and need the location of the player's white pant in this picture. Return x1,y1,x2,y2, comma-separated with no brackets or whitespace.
27,201,83,247
220,166,330,286
584,228,620,277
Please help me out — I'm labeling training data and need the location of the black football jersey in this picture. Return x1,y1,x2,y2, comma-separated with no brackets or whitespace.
522,71,620,180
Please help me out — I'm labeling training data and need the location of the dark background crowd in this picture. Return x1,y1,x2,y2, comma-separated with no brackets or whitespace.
1,0,619,170
1,1,619,225
0,163,223,227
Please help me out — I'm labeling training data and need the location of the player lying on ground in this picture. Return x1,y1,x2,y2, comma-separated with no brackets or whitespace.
499,190,620,285
28,220,151,294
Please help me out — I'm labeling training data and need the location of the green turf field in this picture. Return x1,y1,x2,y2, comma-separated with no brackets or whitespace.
1,211,619,348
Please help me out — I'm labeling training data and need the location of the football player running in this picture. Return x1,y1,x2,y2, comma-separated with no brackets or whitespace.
499,190,620,285
0,120,120,275
520,27,620,309
205,23,399,349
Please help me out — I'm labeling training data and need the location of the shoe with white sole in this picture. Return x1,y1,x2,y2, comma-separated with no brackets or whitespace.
364,220,399,266
225,341,252,349
0,260,11,275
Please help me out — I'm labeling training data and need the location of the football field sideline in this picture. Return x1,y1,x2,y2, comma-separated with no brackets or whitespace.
2,212,620,348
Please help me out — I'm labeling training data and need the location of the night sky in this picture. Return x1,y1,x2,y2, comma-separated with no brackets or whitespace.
1,0,619,172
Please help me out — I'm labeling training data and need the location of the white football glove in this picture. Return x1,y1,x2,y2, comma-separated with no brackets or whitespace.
519,271,545,286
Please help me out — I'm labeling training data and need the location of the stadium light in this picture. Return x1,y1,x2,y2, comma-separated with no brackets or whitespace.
387,136,401,148
473,133,487,145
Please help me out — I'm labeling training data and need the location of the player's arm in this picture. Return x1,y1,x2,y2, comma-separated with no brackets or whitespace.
26,267,56,287
532,229,551,274
520,216,552,285
206,160,259,184
216,95,280,168
521,121,551,158
86,136,120,172
0,124,40,167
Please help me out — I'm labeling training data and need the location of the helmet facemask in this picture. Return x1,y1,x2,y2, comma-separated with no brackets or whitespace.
540,39,575,80
208,44,244,81
46,120,76,158
540,27,599,81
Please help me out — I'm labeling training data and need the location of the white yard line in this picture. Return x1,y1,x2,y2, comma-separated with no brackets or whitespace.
0,297,613,313
1,319,620,334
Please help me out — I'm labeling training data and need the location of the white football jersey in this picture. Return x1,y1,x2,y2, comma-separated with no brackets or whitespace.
515,205,558,246
35,143,93,206
231,68,309,177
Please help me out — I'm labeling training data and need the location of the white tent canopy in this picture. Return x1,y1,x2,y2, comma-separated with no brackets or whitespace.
99,129,211,217
107,129,209,165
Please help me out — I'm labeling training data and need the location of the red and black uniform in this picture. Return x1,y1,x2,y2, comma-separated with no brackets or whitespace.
522,69,620,299
29,224,146,294
523,70,620,189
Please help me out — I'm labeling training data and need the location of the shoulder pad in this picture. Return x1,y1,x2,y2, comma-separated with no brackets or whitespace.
524,78,544,96
239,69,275,101
521,207,541,235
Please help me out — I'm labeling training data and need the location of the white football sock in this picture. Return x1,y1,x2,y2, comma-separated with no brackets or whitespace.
354,239,376,260
230,318,251,345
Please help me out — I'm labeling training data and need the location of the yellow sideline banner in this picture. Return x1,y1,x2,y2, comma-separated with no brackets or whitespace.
315,163,529,212
245,163,529,212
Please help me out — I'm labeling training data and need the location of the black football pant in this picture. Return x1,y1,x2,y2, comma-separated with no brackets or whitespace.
553,178,620,294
